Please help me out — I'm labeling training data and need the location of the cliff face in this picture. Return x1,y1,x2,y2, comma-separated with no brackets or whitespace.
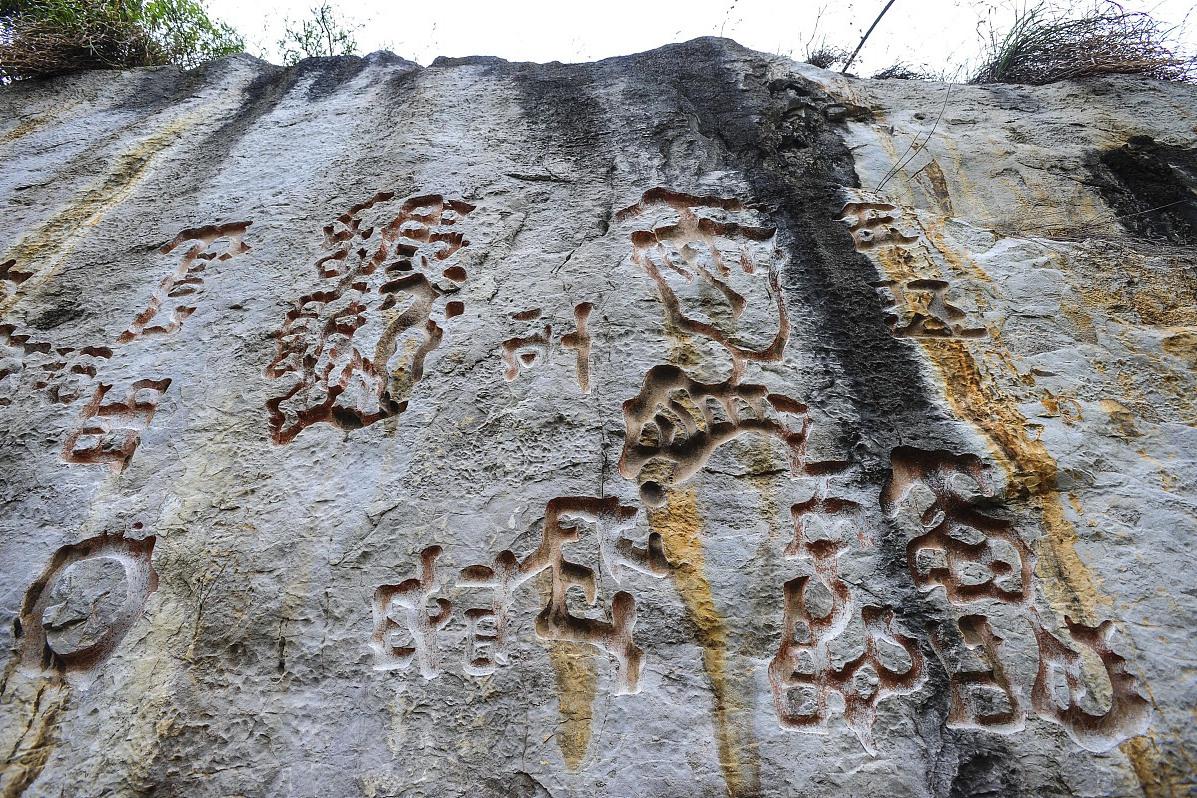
0,38,1194,798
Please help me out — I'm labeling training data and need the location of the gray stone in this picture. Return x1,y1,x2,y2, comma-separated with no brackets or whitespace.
0,37,1194,798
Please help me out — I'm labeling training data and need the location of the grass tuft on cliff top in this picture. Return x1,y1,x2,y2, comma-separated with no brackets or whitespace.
972,3,1196,86
0,0,243,83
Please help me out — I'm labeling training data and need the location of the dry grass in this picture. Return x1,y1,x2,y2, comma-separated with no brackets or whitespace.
872,63,932,80
972,4,1196,85
1,15,161,81
1,1,243,83
804,45,849,71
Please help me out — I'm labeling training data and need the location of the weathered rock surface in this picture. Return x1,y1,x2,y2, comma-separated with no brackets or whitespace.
1,37,1194,798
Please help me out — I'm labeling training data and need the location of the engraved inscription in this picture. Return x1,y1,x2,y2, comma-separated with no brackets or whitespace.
61,379,171,472
617,188,788,382
876,278,987,339
267,193,475,443
16,533,158,676
1030,613,1152,752
119,222,251,343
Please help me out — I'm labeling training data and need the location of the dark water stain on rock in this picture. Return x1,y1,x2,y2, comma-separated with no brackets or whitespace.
1087,136,1197,245
949,747,1026,798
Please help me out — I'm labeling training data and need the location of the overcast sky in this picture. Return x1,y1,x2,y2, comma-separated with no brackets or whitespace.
205,0,1197,77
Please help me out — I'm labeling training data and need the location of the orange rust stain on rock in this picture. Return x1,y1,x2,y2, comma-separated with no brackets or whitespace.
546,640,597,771
649,488,759,798
919,338,1109,622
1120,732,1196,798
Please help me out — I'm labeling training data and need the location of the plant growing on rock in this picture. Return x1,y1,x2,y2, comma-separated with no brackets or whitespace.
972,2,1196,85
276,2,358,66
0,0,244,82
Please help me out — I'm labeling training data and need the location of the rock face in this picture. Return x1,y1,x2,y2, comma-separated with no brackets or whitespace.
0,37,1194,798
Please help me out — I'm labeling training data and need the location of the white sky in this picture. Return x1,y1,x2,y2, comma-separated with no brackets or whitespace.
207,0,1197,77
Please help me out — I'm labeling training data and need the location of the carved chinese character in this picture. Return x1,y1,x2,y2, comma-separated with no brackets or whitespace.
559,302,593,394
370,546,453,679
519,496,652,695
787,479,862,558
881,446,1033,606
1029,612,1152,752
620,364,811,506
876,278,987,339
770,500,925,753
500,302,595,393
616,188,789,382
838,201,919,251
119,222,252,343
61,379,171,472
929,614,1025,733
458,550,521,677
500,320,552,383
267,193,475,443
17,533,158,678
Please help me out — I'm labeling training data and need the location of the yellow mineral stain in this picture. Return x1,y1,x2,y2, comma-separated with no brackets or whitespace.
734,438,782,541
1120,733,1195,798
1,114,51,145
921,217,992,283
649,488,759,798
546,640,598,771
874,230,1111,624
0,117,192,317
1161,328,1197,370
0,679,69,798
921,338,1109,622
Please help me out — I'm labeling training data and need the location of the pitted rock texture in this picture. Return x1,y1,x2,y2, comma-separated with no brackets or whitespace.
1,37,1194,798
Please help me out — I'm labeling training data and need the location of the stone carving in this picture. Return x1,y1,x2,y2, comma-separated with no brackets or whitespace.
501,302,594,393
929,614,1026,733
876,278,987,339
838,201,919,251
560,302,593,394
1,222,251,475
458,550,522,677
881,446,1032,606
370,545,453,679
119,222,252,343
0,325,115,407
882,446,1151,748
619,364,811,506
839,200,986,339
500,317,552,383
770,483,925,752
369,497,667,694
617,188,788,382
16,533,158,676
525,497,651,695
61,379,171,472
266,193,475,443
1030,612,1152,753
3,40,1189,797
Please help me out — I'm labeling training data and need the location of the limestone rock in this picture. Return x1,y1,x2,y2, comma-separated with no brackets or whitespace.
0,38,1194,798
